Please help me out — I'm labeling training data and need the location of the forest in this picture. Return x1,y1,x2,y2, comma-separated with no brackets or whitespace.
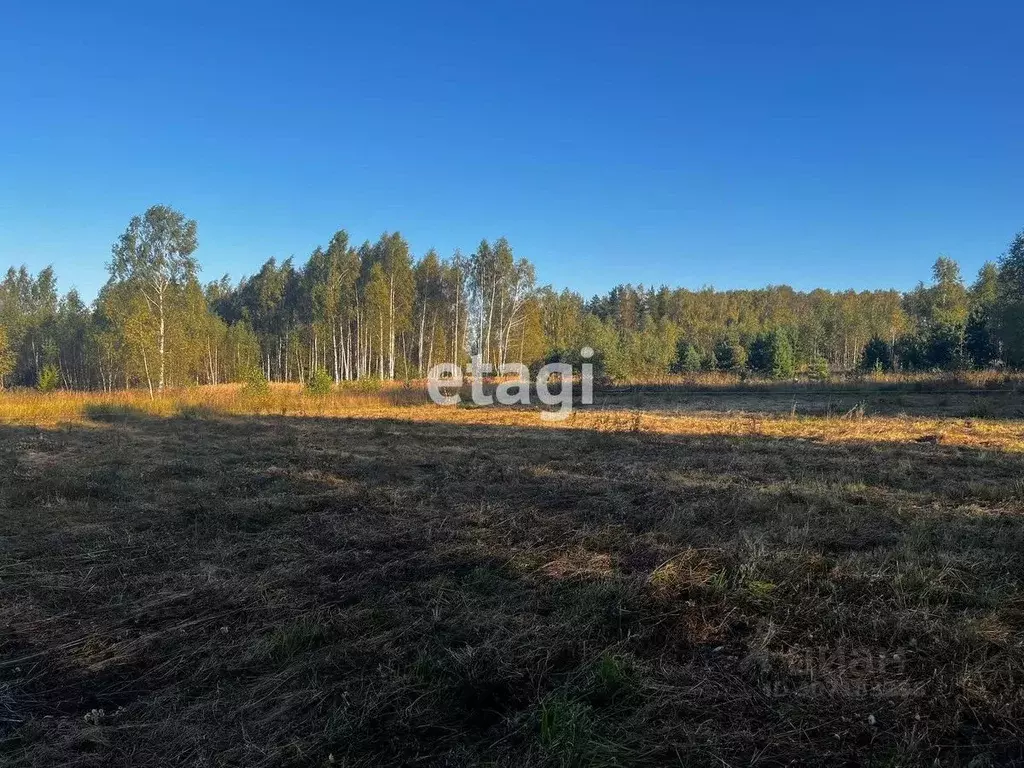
2,204,1024,391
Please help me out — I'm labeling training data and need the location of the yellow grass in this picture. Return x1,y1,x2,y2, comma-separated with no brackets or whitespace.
2,382,1023,452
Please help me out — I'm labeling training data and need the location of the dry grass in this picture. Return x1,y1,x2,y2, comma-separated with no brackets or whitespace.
2,382,1023,451
616,370,1024,391
1,383,1023,766
0,382,431,424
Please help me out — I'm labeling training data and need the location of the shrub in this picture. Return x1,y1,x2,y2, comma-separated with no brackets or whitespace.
544,347,607,379
306,368,333,396
700,348,718,371
37,364,60,393
809,355,829,381
240,365,269,394
351,377,383,393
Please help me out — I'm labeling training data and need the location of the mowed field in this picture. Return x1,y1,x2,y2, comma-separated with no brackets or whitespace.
1,383,1024,766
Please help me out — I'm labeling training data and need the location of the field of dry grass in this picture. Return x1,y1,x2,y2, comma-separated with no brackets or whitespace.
1,383,1023,766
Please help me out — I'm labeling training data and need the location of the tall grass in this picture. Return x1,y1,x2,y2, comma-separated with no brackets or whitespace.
2,379,1023,452
0,381,435,424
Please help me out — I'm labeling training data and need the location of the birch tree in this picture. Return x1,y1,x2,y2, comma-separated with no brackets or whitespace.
109,205,198,391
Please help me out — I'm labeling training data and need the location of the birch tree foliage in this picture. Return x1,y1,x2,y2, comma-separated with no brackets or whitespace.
362,260,390,378
413,249,445,375
468,237,536,367
365,232,414,379
96,280,159,394
108,205,199,390
310,230,360,382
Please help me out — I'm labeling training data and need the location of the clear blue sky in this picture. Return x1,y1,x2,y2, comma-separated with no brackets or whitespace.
2,1,1022,302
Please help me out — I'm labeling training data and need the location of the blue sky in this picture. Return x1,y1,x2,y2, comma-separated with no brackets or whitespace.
2,1,1022,302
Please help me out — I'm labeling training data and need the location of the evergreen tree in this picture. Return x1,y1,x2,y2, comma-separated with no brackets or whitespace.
995,231,1024,365
747,332,773,374
749,329,794,378
861,337,893,372
714,336,747,372
768,329,795,379
964,262,1002,368
925,324,969,370
894,334,927,371
672,340,703,373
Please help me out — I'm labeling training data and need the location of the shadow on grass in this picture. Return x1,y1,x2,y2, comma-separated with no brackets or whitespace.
1,411,1023,766
82,402,156,422
588,381,1024,420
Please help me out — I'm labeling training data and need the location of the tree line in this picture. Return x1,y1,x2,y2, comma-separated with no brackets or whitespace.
2,205,1024,390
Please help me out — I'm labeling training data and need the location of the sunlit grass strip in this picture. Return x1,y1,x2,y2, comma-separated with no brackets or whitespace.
2,384,1023,452
0,383,428,424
